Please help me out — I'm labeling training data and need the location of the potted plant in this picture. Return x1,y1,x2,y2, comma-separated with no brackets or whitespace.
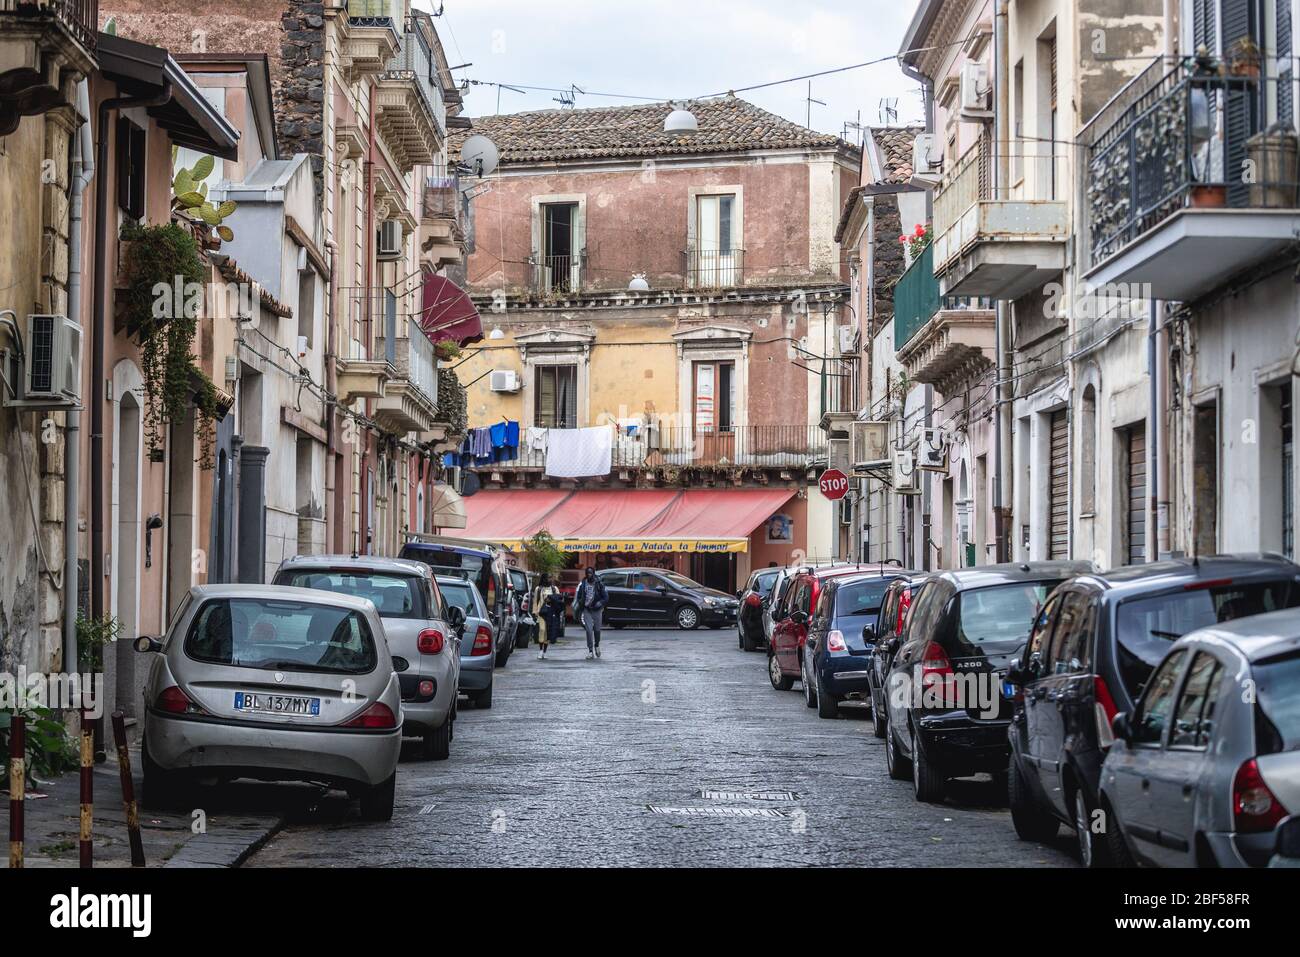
1226,36,1262,78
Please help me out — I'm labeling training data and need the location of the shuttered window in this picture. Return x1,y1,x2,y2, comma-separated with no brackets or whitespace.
1126,424,1148,565
535,365,577,429
1048,410,1070,559
1221,0,1261,205
1278,0,1295,127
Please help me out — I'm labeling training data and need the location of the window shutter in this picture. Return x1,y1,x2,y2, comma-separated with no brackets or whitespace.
1279,0,1294,128
1220,0,1259,204
1191,0,1218,54
536,367,555,427
116,117,146,220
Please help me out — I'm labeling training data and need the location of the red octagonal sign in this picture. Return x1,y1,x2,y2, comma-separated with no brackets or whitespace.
818,468,850,501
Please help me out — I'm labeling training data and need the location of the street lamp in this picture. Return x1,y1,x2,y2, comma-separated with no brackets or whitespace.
664,102,698,133
628,273,649,292
488,327,505,340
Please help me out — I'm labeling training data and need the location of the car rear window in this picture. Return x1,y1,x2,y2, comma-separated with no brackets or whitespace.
278,570,425,619
1115,579,1299,699
836,578,896,617
440,583,480,620
403,547,492,603
1255,652,1300,751
752,570,779,596
956,581,1060,646
185,598,377,675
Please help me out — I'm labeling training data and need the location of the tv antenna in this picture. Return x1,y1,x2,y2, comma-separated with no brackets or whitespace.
842,110,865,149
879,97,899,125
805,81,826,128
553,84,584,109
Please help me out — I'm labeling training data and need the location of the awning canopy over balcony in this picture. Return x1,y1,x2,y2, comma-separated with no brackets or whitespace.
419,274,483,347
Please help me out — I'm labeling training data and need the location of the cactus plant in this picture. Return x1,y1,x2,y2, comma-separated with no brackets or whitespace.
172,147,238,247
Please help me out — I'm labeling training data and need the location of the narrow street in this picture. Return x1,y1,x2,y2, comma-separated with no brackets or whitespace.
247,630,1077,868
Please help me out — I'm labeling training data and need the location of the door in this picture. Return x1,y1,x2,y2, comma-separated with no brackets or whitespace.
631,572,675,624
695,193,737,287
1038,592,1092,816
599,571,630,624
1022,593,1063,797
1125,424,1147,564
1142,650,1225,866
692,360,736,463
1107,649,1187,863
776,578,812,675
1048,410,1069,559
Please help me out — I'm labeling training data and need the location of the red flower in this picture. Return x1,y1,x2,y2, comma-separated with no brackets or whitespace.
899,235,907,244
914,223,926,236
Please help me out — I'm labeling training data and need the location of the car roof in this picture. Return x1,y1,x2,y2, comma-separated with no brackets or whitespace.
1176,606,1300,663
931,560,1095,590
189,583,376,613
803,563,917,581
278,554,432,577
1070,554,1300,598
403,539,496,558
435,575,483,592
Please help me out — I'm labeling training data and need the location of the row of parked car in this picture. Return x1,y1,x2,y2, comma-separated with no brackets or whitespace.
738,553,1300,868
134,536,537,821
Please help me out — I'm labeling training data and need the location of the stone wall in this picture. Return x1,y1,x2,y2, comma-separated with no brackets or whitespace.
278,0,325,189
871,195,903,334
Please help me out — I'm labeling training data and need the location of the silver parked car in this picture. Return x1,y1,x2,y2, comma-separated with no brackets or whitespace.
136,584,403,821
437,575,496,709
273,555,461,760
1103,607,1300,867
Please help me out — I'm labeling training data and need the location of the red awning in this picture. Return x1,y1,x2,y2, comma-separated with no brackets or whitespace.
461,489,570,544
636,489,795,539
537,489,681,539
419,273,484,347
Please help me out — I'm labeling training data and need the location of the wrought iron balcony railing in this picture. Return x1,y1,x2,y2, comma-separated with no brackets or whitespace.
1,0,98,53
684,246,745,289
380,22,446,134
423,174,468,241
1084,60,1294,267
347,0,400,29
531,252,586,295
893,243,993,350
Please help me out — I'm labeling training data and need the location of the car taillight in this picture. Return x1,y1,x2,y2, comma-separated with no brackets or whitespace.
470,626,494,656
418,629,445,655
156,685,200,715
1233,758,1289,833
745,592,762,607
1094,675,1119,748
345,702,397,730
826,630,848,653
418,679,435,698
919,640,955,706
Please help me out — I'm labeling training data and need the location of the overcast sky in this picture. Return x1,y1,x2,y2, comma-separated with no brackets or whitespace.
423,0,924,141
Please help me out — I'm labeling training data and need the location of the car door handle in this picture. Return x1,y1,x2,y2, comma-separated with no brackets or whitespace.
1141,779,1151,791
1031,687,1048,700
1182,783,1195,798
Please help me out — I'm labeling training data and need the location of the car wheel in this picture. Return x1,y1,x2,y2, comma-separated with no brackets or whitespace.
1102,797,1136,867
474,684,493,710
869,683,887,738
675,605,700,630
495,645,510,668
911,728,946,803
421,718,452,761
140,733,186,811
802,658,817,709
1009,758,1059,842
816,674,839,719
741,626,759,653
768,652,794,691
884,714,911,780
359,772,396,822
1073,789,1113,868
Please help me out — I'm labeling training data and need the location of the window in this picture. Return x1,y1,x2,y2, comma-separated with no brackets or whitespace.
693,193,739,286
439,582,481,620
835,578,896,618
1048,592,1093,675
751,569,779,597
535,364,577,428
117,117,146,220
278,570,426,619
297,271,315,348
184,598,378,675
539,202,582,292
1025,594,1060,664
1255,651,1300,750
1132,650,1187,745
598,571,628,588
692,360,735,432
1170,652,1225,749
630,572,661,591
1193,401,1218,554
1080,386,1097,514
956,580,1062,647
1012,59,1024,184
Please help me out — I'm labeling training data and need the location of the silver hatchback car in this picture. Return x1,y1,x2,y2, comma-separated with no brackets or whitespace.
136,584,403,821
274,555,461,760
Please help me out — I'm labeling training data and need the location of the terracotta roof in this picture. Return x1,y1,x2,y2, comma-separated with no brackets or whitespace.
871,125,923,184
451,97,859,165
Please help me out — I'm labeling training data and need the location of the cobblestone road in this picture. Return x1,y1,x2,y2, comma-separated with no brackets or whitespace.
246,628,1079,867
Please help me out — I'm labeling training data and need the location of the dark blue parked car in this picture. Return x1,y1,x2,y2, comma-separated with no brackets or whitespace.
804,569,915,719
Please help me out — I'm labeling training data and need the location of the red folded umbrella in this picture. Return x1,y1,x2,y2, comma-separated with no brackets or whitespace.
418,274,484,347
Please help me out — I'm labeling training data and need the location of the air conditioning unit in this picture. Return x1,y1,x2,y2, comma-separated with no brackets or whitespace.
960,62,992,119
488,369,520,393
837,325,861,356
3,315,82,409
917,427,948,471
911,133,942,185
893,448,920,494
850,420,890,472
377,220,403,259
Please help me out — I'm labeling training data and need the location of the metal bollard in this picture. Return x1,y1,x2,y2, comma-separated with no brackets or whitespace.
110,712,145,867
79,709,93,868
8,714,24,869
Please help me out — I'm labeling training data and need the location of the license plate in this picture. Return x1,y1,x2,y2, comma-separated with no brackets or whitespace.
234,692,321,717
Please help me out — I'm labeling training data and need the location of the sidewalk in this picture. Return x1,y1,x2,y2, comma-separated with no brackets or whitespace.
2,738,292,869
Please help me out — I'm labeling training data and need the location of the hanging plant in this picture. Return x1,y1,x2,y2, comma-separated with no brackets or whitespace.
434,338,462,360
119,221,222,468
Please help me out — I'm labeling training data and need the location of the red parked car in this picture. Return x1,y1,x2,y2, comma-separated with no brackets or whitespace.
767,564,906,692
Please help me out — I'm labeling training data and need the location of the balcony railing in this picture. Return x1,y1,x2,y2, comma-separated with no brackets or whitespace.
893,244,941,348
465,424,828,471
1084,61,1289,268
381,22,446,134
423,174,467,239
1,0,98,53
932,140,991,265
531,252,586,295
347,0,400,29
684,246,745,289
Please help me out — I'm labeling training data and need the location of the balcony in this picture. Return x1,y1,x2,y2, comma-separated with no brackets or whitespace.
531,252,586,295
684,246,746,290
419,174,467,268
1084,60,1299,302
374,321,439,434
894,244,996,393
375,24,445,170
336,347,392,405
931,131,1067,299
0,0,98,101
343,0,401,77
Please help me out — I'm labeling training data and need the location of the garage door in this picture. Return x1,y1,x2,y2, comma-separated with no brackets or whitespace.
1048,410,1069,559
1126,424,1147,565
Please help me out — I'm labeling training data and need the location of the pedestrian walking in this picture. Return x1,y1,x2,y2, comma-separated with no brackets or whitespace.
573,566,608,659
531,573,563,660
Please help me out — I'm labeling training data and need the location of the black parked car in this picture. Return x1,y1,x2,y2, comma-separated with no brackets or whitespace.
596,568,740,630
738,566,781,651
867,574,928,738
1007,554,1300,867
881,561,1093,803
509,567,536,649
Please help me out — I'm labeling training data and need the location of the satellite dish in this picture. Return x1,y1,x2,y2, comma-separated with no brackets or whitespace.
460,134,499,178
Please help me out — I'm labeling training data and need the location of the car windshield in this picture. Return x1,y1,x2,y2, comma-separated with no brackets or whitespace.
278,570,424,619
1115,579,1299,698
957,581,1060,646
185,598,377,674
440,583,481,620
835,578,896,617
660,571,699,589
1256,652,1300,751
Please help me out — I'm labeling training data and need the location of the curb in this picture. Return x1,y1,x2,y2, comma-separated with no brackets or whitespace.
162,814,288,869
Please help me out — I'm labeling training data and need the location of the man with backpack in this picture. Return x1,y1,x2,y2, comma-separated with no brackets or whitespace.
573,566,608,660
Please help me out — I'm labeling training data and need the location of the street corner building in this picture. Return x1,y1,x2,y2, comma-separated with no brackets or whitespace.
448,98,864,591
0,1,479,716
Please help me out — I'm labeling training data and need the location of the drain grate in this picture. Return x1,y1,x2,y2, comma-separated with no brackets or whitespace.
700,789,800,802
647,805,794,819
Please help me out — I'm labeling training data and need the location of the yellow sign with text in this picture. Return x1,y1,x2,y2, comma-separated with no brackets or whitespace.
548,539,749,554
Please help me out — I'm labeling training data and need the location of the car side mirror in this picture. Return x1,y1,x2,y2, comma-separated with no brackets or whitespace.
862,623,877,643
1027,651,1045,678
446,606,466,632
736,590,743,599
791,610,809,626
1111,711,1133,744
133,635,162,654
656,586,669,594
879,637,897,656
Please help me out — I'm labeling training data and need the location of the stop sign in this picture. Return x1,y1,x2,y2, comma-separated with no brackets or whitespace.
818,468,850,501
